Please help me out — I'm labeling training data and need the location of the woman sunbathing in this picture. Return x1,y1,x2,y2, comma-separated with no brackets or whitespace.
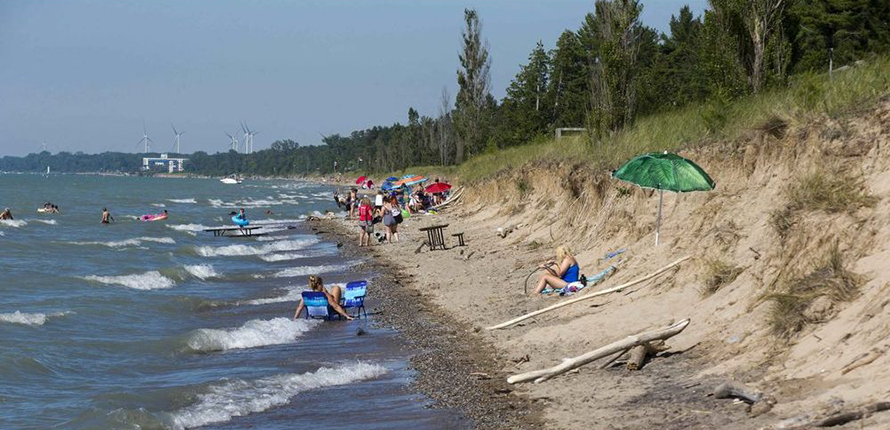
532,245,580,294
293,275,354,320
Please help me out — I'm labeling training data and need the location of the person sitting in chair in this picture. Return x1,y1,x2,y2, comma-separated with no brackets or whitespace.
293,275,354,320
532,245,580,294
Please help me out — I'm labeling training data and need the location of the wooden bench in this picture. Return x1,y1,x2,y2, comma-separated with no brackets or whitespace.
418,224,449,251
451,232,466,247
203,226,264,237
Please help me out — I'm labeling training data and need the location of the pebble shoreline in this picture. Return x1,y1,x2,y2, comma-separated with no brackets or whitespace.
308,218,543,430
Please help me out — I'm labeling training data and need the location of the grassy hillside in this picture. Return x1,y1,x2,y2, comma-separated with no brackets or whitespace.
397,55,889,185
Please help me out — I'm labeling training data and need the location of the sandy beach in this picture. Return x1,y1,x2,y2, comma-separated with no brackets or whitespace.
308,99,890,429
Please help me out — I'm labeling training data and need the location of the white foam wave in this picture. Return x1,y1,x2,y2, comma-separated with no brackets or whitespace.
30,219,58,225
0,311,72,326
184,317,317,352
184,264,219,280
259,252,310,262
208,198,299,209
165,362,386,429
70,236,176,248
269,263,353,278
151,203,167,207
82,271,175,290
240,283,342,305
168,198,197,204
0,219,27,228
195,238,318,257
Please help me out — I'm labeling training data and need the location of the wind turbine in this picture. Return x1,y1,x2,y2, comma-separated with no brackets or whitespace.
172,124,185,153
240,122,251,154
137,121,153,153
242,122,259,154
225,132,239,152
248,129,259,153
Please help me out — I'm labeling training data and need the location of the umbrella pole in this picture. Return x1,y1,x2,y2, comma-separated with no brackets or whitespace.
655,189,663,246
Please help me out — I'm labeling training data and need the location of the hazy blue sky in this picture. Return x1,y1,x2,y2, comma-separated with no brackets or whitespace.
0,0,707,156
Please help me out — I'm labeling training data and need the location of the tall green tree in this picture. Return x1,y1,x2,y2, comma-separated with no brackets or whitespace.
789,0,890,73
454,8,493,163
548,30,589,129
588,0,645,137
495,41,551,147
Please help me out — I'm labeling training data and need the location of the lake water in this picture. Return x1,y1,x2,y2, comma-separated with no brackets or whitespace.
0,174,465,429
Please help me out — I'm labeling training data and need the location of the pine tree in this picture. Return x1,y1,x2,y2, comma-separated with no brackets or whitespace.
548,30,589,129
588,0,645,137
454,9,493,163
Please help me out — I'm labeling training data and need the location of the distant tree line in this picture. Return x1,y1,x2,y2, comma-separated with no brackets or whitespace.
2,0,888,175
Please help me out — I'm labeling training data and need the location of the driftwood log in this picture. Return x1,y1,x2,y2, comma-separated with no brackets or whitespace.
626,340,669,371
507,319,690,384
487,256,691,330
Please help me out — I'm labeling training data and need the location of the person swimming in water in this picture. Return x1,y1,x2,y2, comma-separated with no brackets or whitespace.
293,275,354,320
0,208,13,220
101,207,114,224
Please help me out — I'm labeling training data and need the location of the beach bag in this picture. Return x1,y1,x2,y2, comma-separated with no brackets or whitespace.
392,207,403,224
383,211,395,226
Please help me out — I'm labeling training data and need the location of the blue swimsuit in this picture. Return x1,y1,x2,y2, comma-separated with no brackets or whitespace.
562,264,580,283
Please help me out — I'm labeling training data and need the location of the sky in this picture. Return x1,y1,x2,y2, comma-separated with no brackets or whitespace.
0,0,708,157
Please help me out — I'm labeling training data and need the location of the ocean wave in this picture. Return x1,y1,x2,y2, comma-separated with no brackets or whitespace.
184,264,219,280
183,317,317,353
194,238,318,257
151,203,167,207
269,263,353,278
0,311,72,326
168,198,197,204
82,271,175,290
165,362,386,429
0,219,27,228
69,236,176,248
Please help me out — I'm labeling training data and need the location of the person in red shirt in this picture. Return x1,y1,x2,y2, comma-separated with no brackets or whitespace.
357,197,373,247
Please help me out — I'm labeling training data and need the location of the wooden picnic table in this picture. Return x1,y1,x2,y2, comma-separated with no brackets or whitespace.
418,224,449,251
203,226,264,237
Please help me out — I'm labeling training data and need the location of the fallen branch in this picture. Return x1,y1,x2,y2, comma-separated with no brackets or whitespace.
487,256,691,330
840,347,884,375
815,401,890,427
598,348,629,369
507,319,690,384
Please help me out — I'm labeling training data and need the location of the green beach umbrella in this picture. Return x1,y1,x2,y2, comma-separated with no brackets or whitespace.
612,152,715,245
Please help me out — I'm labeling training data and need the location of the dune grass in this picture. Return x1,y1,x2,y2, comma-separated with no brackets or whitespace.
700,257,743,297
767,245,861,339
431,55,890,184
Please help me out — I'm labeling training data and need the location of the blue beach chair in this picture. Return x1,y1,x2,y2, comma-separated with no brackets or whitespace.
341,281,368,319
301,291,336,320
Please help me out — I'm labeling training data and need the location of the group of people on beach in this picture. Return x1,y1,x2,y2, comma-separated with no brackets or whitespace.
333,179,450,247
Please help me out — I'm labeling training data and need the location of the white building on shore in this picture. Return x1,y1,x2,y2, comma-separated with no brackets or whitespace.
142,154,187,173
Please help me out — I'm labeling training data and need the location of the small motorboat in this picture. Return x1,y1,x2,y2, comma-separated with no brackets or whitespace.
220,175,242,185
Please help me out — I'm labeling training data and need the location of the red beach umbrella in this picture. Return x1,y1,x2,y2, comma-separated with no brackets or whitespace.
355,176,367,184
425,182,452,193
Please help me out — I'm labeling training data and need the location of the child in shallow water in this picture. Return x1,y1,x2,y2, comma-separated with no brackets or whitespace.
293,275,353,320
